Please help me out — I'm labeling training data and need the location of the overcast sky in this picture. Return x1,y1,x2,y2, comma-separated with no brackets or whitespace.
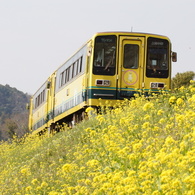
0,0,195,94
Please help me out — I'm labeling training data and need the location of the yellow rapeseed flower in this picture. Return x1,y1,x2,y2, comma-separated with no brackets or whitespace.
85,107,94,113
48,191,60,195
176,98,184,106
41,181,48,188
86,159,99,169
31,178,38,185
20,167,31,176
157,109,164,116
25,186,32,192
190,87,195,93
169,96,176,104
142,122,150,129
62,163,74,173
143,102,154,111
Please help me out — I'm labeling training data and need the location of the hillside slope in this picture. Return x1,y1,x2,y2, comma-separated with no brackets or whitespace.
0,85,195,194
0,84,30,140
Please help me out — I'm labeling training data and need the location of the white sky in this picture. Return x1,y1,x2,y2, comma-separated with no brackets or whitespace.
0,0,195,94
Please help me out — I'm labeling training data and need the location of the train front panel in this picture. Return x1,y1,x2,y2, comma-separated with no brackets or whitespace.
87,32,172,107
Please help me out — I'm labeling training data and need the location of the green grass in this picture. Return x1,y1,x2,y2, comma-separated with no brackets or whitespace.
0,85,195,195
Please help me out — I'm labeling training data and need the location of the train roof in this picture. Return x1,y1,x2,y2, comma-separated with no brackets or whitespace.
93,31,169,38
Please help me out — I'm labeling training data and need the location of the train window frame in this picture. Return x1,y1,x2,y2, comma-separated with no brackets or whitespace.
79,56,83,73
76,60,79,75
58,55,84,89
93,35,117,75
72,63,75,78
73,61,78,77
77,59,81,75
60,71,65,87
69,65,73,80
65,68,70,83
123,44,139,69
146,37,169,78
34,88,46,109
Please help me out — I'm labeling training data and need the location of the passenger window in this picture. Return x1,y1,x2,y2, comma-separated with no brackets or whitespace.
123,44,139,69
75,61,79,75
65,68,70,83
60,71,65,86
73,62,78,77
69,65,73,80
79,56,83,72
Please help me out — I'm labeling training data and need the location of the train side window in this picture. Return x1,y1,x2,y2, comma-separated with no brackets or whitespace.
38,94,40,107
77,59,80,74
73,62,78,77
34,88,46,109
63,70,66,85
64,69,67,84
60,71,65,87
69,65,73,80
66,67,70,83
123,44,139,69
35,98,38,108
40,92,43,104
79,56,83,73
72,63,75,78
76,60,79,74
43,89,45,102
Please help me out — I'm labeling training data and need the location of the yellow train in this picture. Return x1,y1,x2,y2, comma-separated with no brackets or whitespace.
28,32,177,133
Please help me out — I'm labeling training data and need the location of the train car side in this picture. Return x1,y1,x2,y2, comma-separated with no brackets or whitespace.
29,42,90,133
28,81,48,134
53,44,88,127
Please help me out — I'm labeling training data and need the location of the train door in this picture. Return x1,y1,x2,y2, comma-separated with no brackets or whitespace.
118,37,145,98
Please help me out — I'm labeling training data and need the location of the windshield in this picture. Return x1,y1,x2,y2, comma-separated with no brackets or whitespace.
146,37,169,78
93,35,116,75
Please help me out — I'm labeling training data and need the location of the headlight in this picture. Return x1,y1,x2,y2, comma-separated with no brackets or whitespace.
96,79,111,86
150,82,164,89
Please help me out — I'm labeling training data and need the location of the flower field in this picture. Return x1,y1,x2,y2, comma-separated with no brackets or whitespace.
0,85,195,195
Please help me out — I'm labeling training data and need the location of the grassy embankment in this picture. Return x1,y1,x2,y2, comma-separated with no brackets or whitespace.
0,84,195,195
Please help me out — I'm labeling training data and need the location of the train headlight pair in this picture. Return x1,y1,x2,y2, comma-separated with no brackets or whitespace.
96,79,111,86
150,82,165,89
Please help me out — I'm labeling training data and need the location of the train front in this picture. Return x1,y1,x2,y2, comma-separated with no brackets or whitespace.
86,32,176,107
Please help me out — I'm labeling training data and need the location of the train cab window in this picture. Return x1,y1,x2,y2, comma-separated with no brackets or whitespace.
123,44,139,69
93,35,116,75
146,37,169,78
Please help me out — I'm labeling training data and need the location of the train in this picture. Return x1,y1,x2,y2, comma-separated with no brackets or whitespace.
28,32,177,134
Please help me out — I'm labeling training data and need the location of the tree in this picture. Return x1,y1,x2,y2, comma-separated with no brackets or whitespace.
172,71,195,89
6,119,18,139
0,84,30,140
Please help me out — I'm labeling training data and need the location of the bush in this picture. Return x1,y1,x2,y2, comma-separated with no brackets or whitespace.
172,71,195,89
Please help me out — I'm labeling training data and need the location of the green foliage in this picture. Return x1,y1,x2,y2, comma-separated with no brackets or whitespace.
5,119,18,139
172,71,195,89
0,84,29,116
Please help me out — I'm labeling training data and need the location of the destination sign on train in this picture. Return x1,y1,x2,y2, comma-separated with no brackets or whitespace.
151,41,164,46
